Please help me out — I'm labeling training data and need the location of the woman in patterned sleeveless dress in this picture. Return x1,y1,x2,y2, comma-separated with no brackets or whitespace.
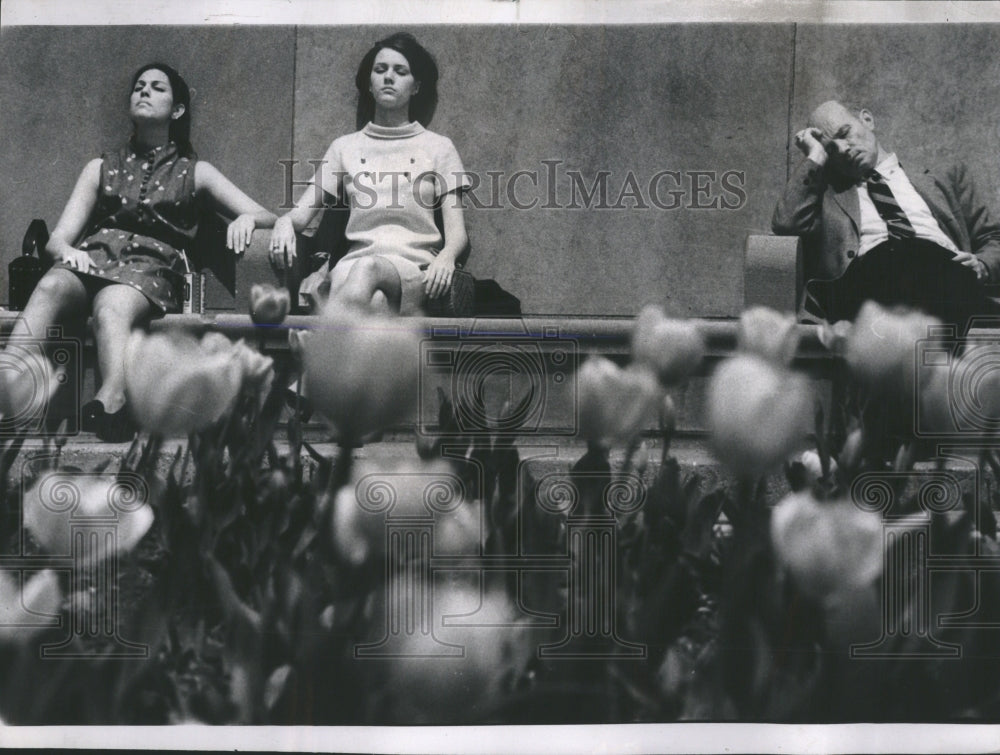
4,63,275,441
269,33,470,316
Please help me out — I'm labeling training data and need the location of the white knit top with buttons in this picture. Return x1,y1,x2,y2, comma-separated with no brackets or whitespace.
317,121,470,266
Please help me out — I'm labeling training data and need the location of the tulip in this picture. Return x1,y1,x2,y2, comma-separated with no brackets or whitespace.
577,356,662,449
124,331,273,436
23,473,155,560
331,458,478,566
0,569,61,644
770,491,883,606
707,354,813,476
917,348,1000,437
249,283,291,326
0,346,63,427
631,305,705,385
303,311,421,445
737,306,800,366
368,580,534,724
845,301,941,394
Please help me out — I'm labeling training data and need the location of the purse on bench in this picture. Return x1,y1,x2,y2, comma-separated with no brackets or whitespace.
421,265,475,317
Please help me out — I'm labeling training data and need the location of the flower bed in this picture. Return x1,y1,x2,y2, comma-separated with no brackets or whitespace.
1,303,1000,723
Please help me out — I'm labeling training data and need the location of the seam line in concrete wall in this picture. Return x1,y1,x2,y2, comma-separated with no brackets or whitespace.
291,26,299,177
786,22,797,183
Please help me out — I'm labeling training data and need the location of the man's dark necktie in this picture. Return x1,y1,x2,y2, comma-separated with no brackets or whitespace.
866,171,916,240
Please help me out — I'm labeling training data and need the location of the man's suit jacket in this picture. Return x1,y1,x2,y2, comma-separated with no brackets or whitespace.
772,157,1000,290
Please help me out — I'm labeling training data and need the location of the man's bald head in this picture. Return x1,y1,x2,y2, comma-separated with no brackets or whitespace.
807,100,884,180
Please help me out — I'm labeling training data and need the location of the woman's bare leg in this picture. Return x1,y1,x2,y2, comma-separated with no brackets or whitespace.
2,268,89,411
9,268,89,340
90,284,154,414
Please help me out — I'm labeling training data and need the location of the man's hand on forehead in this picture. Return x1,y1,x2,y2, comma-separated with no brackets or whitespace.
794,126,830,165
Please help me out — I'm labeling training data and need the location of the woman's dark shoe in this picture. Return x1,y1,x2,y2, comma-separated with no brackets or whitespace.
97,405,138,443
81,399,106,434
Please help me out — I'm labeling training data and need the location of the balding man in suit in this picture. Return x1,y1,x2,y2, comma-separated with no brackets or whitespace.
772,100,1000,328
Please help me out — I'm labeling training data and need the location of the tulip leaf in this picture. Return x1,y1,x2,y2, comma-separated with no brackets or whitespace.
682,490,726,559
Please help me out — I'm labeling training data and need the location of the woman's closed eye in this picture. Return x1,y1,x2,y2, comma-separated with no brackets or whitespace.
373,64,411,76
134,81,168,93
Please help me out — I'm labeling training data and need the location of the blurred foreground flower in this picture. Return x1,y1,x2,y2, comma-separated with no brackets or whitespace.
303,311,421,445
331,458,478,567
738,306,800,366
0,346,63,426
707,354,812,476
846,301,941,393
249,283,291,326
770,491,882,606
124,331,273,436
23,473,154,560
917,346,1000,437
631,305,705,385
578,356,662,449
368,580,534,724
0,569,61,644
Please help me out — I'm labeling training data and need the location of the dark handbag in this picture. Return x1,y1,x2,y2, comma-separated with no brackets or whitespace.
423,266,475,317
9,219,51,310
473,279,521,316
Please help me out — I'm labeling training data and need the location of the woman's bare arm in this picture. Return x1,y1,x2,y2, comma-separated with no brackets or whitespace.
195,161,277,255
424,196,469,299
269,170,335,268
44,158,102,271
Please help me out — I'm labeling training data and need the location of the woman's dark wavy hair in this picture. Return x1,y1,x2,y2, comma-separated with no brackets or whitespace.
354,33,438,130
130,62,194,157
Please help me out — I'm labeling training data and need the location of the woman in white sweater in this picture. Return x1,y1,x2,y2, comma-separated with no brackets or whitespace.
270,32,470,315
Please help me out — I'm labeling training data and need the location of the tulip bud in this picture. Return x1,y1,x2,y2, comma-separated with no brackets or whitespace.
633,440,650,476
845,301,941,394
0,569,61,644
707,354,813,476
250,283,291,326
287,328,310,364
631,306,705,385
770,491,883,606
659,392,677,437
304,311,421,445
738,306,800,366
124,331,264,436
795,449,836,488
838,427,864,470
266,469,289,499
577,357,662,449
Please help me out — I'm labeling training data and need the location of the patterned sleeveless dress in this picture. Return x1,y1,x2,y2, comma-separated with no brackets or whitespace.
56,140,199,313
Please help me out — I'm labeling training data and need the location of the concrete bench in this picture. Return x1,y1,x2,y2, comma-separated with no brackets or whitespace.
1,305,834,438
743,234,803,315
3,230,836,437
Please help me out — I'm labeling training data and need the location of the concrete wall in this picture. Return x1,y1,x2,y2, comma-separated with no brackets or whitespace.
789,25,1000,193
0,26,295,308
3,24,998,316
